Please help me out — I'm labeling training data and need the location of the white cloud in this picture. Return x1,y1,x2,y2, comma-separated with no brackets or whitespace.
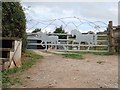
21,2,118,33
62,10,74,16
21,0,119,2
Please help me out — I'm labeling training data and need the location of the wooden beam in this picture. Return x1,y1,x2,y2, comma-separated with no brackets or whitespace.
0,48,11,51
112,26,120,28
0,37,21,40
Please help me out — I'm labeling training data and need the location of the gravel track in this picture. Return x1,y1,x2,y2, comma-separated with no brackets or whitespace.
13,50,118,88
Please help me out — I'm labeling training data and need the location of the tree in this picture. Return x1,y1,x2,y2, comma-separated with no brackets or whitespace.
53,25,67,39
32,28,41,33
2,2,27,52
54,25,65,33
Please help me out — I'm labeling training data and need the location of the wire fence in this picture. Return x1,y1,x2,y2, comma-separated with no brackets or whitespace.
22,4,108,33
26,16,108,33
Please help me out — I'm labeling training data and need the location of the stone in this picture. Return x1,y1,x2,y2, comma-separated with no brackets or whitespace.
26,76,31,79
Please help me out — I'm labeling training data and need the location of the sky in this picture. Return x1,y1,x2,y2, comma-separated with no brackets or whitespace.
21,2,118,33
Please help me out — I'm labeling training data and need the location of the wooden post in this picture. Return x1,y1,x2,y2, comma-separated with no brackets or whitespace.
108,21,115,52
66,35,69,50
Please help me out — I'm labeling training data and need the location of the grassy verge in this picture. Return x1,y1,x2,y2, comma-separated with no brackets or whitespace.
63,51,120,56
2,50,43,88
62,53,84,60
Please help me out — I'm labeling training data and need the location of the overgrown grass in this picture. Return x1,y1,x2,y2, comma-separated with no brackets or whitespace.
2,50,43,88
62,53,84,59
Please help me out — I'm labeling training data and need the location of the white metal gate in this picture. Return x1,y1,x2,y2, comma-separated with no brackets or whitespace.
27,29,108,52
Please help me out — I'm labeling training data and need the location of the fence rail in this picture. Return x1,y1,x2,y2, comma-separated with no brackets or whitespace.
57,50,108,52
27,30,109,52
28,43,108,47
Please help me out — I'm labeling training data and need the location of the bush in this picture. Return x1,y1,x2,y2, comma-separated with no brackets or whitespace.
2,2,27,52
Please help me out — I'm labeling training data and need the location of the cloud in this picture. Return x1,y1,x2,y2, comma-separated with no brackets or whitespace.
21,2,118,33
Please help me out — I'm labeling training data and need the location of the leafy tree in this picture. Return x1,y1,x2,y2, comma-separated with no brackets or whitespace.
54,25,65,33
2,2,27,52
32,28,41,33
54,25,67,39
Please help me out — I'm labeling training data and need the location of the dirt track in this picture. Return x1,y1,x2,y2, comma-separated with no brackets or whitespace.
13,50,118,88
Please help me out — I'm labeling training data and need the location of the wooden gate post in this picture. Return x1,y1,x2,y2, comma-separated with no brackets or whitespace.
108,21,115,52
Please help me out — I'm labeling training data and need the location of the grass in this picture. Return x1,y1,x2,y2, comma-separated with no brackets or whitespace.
92,52,120,55
64,51,120,56
61,52,117,60
62,53,84,59
2,75,22,88
57,50,120,60
96,61,105,64
0,72,2,88
2,50,43,88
